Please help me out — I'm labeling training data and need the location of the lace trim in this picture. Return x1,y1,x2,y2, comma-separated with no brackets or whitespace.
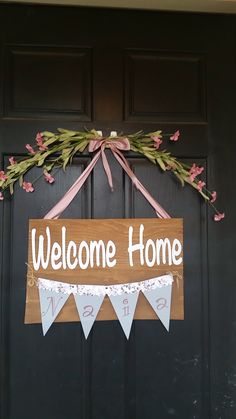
37,274,173,296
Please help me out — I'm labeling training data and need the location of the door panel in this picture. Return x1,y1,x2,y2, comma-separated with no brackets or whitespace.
0,4,235,419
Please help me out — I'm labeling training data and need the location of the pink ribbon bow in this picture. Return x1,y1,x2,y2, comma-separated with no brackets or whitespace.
44,137,170,220
88,137,130,191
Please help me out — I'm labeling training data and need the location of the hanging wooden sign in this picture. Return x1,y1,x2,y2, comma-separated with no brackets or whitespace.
25,218,183,323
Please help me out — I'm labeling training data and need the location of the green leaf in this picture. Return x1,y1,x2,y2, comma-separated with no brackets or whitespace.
43,136,59,147
41,131,55,138
44,162,54,172
62,147,72,156
142,146,155,152
156,157,166,171
37,158,45,167
9,182,14,195
19,175,23,187
71,141,88,156
37,149,57,166
144,154,156,163
174,172,185,186
148,130,162,137
63,156,70,171
57,128,77,136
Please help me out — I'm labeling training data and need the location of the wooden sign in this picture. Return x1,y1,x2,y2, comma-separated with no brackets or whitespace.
25,218,184,323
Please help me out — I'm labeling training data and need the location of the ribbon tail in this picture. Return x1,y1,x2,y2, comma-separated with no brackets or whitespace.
112,149,171,219
44,151,102,219
101,148,113,191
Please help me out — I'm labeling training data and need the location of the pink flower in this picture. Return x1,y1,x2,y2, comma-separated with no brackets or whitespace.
189,163,204,182
9,156,16,165
170,130,180,141
36,132,44,145
22,181,34,193
189,173,195,182
210,191,217,203
25,144,35,154
0,171,7,181
44,172,55,184
214,212,225,222
36,132,48,151
190,163,204,176
0,192,4,201
151,135,163,150
197,180,206,192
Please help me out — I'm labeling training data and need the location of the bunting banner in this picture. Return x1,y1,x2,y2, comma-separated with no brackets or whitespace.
73,294,105,339
143,284,172,332
38,288,70,336
37,274,173,338
109,292,140,339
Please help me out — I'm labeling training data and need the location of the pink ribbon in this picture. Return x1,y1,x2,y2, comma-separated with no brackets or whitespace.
44,137,170,220
88,137,130,191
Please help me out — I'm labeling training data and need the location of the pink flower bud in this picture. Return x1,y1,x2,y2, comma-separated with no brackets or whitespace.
170,130,180,141
197,180,206,192
0,192,4,201
44,172,55,184
188,164,204,182
151,135,163,150
189,173,196,183
190,163,204,176
22,181,34,193
36,132,47,151
9,156,16,165
36,132,44,146
25,144,35,154
0,171,7,181
214,212,225,222
210,191,217,203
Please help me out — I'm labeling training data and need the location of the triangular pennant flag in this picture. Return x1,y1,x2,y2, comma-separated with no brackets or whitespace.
74,294,105,339
143,283,172,331
109,292,139,339
38,288,70,335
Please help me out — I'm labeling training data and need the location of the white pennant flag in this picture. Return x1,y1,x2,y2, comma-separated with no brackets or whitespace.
109,292,139,339
38,288,70,335
143,283,172,331
74,294,105,339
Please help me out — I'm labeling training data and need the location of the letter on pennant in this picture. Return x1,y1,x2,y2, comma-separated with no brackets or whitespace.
74,294,105,339
143,283,172,331
109,292,139,339
38,288,70,335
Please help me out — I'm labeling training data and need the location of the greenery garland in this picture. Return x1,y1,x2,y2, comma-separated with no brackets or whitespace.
0,128,224,221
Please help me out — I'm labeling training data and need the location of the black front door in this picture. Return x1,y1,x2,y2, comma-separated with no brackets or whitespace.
0,4,235,419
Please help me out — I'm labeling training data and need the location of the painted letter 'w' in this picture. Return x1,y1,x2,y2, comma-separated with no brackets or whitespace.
31,227,51,271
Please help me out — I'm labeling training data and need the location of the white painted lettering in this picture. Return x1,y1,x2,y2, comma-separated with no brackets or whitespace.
66,240,78,269
30,223,182,272
106,240,117,267
62,226,67,269
156,238,172,265
145,239,156,267
128,224,144,267
90,240,106,267
31,227,51,271
51,241,62,270
78,241,90,270
172,238,182,265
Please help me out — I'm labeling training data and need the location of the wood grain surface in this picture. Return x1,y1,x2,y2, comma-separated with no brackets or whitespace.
25,218,183,322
